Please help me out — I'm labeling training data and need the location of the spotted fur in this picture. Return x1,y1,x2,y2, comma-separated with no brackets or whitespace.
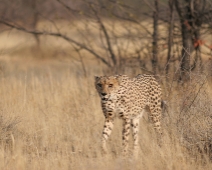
95,74,162,157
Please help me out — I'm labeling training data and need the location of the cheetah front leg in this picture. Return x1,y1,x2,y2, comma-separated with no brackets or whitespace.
101,118,114,154
131,118,140,158
122,118,131,156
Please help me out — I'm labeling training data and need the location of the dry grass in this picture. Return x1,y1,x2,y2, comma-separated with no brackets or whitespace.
0,20,212,169
0,56,211,170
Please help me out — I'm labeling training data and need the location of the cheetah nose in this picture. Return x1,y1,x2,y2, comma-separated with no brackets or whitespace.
101,93,107,96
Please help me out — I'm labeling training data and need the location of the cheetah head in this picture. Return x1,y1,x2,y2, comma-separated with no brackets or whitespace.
95,76,121,100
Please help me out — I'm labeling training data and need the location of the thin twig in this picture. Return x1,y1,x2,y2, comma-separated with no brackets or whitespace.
179,74,208,115
0,20,111,67
89,2,117,66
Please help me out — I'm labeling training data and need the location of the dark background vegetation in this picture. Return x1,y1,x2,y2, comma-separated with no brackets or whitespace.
1,0,212,80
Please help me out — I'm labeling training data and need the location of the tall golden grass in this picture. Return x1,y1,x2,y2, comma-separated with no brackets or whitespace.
0,20,212,169
0,56,211,170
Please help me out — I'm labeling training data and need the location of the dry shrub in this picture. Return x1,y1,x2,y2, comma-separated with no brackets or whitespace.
0,112,20,152
164,72,212,162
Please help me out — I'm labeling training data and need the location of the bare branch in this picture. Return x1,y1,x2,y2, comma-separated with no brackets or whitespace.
110,11,153,37
0,20,111,67
142,0,156,12
89,2,117,66
56,0,82,15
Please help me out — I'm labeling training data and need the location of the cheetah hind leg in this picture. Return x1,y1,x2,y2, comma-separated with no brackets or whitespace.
101,118,114,154
149,106,163,146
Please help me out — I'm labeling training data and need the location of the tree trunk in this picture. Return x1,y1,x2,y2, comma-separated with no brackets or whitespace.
166,0,174,75
191,0,203,71
175,0,194,81
179,20,194,81
152,0,159,75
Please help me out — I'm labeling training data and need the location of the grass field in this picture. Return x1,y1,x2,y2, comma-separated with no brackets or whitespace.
0,56,211,170
0,21,212,169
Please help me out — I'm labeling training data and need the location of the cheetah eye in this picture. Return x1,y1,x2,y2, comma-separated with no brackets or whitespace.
108,84,113,88
97,83,102,87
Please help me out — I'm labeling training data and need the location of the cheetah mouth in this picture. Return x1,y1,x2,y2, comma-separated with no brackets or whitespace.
101,97,108,101
101,94,116,101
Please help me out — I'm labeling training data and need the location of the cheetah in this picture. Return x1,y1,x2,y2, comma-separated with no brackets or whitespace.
95,74,162,157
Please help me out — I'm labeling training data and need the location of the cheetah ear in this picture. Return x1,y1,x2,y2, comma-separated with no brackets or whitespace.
94,76,100,81
116,75,122,84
